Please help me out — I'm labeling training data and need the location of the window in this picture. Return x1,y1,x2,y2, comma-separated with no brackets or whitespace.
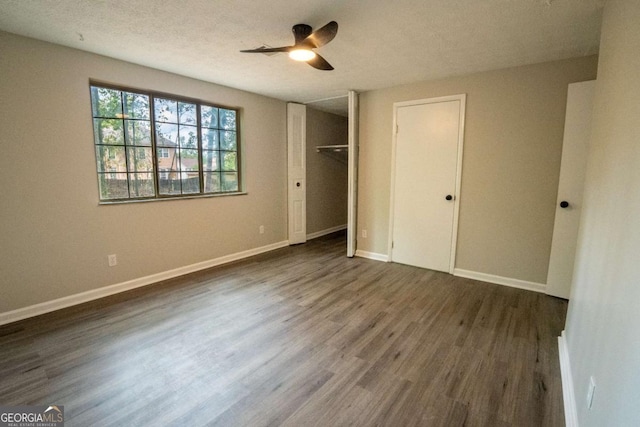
90,84,240,201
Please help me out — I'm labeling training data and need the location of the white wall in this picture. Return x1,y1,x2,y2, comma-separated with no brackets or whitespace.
564,0,640,425
0,32,288,315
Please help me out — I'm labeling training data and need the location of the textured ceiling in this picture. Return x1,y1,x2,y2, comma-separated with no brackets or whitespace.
0,0,602,115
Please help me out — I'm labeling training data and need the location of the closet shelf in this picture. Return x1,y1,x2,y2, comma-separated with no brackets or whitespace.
316,144,348,152
316,145,348,164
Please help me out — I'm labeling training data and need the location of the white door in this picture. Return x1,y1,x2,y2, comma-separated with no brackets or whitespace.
287,103,306,245
546,80,596,299
347,90,359,257
390,95,465,272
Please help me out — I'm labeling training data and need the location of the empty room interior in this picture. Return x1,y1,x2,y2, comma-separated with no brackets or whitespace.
1,1,639,426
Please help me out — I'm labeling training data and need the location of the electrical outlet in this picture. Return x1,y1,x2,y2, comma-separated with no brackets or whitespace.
108,254,117,267
362,229,368,238
587,376,596,409
259,225,265,234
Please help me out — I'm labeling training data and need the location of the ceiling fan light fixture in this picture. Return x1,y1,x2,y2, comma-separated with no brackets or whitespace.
289,48,316,62
241,21,337,70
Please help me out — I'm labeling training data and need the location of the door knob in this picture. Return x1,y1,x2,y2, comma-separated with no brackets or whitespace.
560,201,569,208
445,195,453,201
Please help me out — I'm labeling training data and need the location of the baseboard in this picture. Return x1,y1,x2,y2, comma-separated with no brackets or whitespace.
307,224,347,240
0,240,290,326
355,250,389,262
558,331,579,427
453,268,546,293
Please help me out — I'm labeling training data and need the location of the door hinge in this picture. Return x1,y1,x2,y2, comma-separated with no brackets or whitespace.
392,241,394,249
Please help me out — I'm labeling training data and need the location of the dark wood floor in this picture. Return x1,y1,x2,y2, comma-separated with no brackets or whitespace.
0,232,567,426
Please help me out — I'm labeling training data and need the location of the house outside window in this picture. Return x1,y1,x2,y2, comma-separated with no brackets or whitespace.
90,84,240,201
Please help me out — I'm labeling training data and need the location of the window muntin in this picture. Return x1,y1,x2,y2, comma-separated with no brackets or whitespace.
90,84,239,201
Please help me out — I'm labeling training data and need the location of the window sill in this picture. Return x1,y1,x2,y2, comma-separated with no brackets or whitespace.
98,191,248,205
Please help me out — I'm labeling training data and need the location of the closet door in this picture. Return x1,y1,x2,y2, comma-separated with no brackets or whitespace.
546,80,595,299
287,103,306,245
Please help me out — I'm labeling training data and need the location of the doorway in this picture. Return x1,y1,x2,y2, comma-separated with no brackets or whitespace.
287,91,359,256
389,95,466,272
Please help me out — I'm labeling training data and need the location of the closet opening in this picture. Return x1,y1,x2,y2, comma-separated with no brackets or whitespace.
300,91,358,257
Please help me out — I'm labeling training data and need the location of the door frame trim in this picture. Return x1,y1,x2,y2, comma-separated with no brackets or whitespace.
347,90,359,257
387,94,466,273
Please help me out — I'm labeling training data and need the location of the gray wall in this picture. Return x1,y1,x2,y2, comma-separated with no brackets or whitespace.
0,32,288,313
306,107,348,236
357,56,598,284
565,0,640,425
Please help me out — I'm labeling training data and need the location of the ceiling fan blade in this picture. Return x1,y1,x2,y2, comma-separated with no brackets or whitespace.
303,21,338,48
307,53,334,71
240,46,292,53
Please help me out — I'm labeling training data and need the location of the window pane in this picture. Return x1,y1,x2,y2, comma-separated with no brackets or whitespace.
154,98,178,123
221,151,237,171
98,173,129,200
182,176,200,194
157,148,177,176
156,123,179,147
91,87,122,118
221,172,238,192
179,125,198,148
94,119,124,145
204,172,221,193
219,109,236,130
158,174,181,195
126,120,151,146
157,145,178,194
220,131,236,150
180,149,199,172
201,105,218,128
129,172,155,197
95,146,126,172
178,102,197,125
127,147,154,172
201,128,218,150
124,92,150,120
202,150,218,171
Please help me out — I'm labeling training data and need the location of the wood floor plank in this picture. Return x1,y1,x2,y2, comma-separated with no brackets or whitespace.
0,232,567,426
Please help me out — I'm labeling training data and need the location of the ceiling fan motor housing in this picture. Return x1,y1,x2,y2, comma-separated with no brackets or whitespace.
292,24,313,45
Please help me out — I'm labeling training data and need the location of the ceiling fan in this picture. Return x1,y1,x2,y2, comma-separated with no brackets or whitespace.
240,21,338,70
